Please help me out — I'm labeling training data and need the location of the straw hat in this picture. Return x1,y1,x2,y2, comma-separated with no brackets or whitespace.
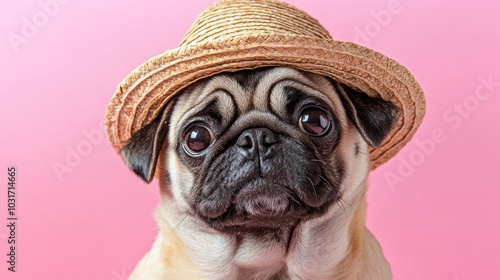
105,0,425,170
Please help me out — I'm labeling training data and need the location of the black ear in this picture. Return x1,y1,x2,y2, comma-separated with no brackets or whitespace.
334,83,402,147
119,105,172,183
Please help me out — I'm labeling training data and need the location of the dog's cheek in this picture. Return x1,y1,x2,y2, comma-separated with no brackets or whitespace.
334,125,370,200
162,147,196,210
156,149,172,196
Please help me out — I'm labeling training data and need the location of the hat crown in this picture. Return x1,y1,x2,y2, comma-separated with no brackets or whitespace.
180,0,332,46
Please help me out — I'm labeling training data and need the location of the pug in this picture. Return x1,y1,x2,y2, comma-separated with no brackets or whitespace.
120,67,401,280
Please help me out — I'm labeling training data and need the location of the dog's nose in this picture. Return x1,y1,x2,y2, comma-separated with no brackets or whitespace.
236,128,277,159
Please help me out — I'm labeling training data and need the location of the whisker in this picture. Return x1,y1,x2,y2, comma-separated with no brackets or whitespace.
305,176,318,199
283,190,300,205
170,213,189,233
336,196,348,216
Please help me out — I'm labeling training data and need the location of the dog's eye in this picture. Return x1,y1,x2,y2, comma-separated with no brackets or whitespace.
182,124,215,155
299,108,331,136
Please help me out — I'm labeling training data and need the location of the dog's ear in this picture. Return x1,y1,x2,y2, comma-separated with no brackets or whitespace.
119,103,174,183
335,83,402,147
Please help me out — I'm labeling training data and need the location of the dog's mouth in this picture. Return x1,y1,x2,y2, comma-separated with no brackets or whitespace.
195,178,337,232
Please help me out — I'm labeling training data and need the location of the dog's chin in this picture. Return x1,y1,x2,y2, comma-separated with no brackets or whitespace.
196,180,338,234
204,209,304,234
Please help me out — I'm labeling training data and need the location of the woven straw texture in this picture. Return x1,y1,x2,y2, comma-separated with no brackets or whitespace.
105,0,426,170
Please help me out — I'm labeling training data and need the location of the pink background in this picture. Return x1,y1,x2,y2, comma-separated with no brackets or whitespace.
1,0,499,279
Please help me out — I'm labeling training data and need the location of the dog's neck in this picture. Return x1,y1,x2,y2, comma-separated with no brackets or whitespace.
137,186,390,280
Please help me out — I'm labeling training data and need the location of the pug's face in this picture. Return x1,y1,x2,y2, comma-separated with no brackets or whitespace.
120,67,401,234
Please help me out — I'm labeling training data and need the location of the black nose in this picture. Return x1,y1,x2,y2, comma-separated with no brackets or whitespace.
236,128,277,159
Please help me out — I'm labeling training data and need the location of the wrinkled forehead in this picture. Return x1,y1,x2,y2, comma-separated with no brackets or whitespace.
169,67,348,134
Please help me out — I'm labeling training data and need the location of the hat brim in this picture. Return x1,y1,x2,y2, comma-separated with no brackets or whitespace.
105,33,425,170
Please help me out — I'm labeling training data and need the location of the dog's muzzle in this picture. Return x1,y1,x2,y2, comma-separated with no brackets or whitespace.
233,128,289,216
195,127,338,231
